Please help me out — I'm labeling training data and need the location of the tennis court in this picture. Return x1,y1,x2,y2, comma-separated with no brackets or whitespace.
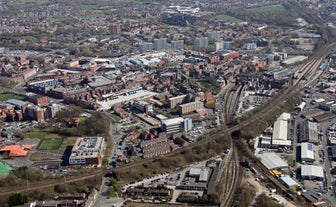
0,162,11,174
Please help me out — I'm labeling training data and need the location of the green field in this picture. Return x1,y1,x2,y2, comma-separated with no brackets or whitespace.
79,4,97,10
25,129,62,139
213,15,242,22
197,81,212,90
0,162,11,174
247,4,286,13
0,93,25,102
38,138,63,150
81,13,105,18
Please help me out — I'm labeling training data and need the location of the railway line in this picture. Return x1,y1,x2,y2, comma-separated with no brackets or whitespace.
0,42,335,200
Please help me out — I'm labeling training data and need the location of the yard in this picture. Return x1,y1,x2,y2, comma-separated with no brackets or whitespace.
38,138,63,150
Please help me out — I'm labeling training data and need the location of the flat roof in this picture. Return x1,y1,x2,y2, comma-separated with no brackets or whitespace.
161,117,184,126
179,101,203,107
301,165,324,178
189,168,201,176
258,152,289,170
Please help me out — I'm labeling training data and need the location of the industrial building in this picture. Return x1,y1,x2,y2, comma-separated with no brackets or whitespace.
161,117,184,134
301,165,324,180
258,152,289,170
301,142,315,162
272,112,291,146
279,175,299,189
298,121,318,143
69,137,104,165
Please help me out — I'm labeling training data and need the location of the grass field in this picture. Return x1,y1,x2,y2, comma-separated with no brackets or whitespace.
38,138,63,150
213,15,242,22
197,81,212,90
79,4,97,10
25,129,62,139
0,93,25,102
0,162,11,174
247,4,286,13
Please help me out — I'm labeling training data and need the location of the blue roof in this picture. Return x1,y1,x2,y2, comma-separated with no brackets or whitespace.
308,143,313,151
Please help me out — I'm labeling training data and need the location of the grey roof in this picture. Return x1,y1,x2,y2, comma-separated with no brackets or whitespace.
301,165,324,178
6,99,28,107
258,152,289,170
280,175,299,187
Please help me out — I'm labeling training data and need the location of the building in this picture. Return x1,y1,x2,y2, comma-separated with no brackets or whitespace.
168,95,187,108
258,152,289,170
27,95,49,106
45,103,62,119
171,40,184,50
301,165,324,180
161,117,184,134
109,23,119,35
139,42,153,53
184,118,193,132
0,145,32,157
69,137,104,165
301,142,315,162
279,175,299,189
179,101,203,115
298,121,318,143
133,100,153,113
195,37,208,51
272,112,291,146
208,31,221,41
154,38,167,51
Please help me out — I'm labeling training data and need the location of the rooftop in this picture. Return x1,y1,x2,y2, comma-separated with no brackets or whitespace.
258,152,289,170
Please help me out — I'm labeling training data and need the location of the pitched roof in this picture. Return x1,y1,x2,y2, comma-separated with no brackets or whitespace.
0,145,32,157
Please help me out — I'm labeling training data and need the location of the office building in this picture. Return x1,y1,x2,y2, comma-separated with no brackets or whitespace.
133,100,153,113
69,137,104,165
184,118,193,132
161,117,184,134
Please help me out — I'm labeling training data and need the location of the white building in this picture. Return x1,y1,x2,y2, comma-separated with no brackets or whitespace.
301,165,324,180
301,142,315,162
272,112,291,146
161,117,184,134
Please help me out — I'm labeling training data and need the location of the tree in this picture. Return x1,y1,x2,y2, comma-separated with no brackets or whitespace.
8,193,28,206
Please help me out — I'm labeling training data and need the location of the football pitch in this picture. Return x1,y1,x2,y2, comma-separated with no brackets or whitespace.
38,138,63,150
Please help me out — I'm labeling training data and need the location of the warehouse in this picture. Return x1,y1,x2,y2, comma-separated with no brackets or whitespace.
258,152,289,170
279,175,300,189
301,142,315,162
272,113,291,146
301,165,324,180
298,121,318,144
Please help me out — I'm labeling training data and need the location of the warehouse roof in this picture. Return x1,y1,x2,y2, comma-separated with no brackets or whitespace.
301,165,324,178
258,152,289,170
280,175,299,187
272,119,288,140
301,142,314,161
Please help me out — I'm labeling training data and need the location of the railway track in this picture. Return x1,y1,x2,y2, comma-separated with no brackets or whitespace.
0,42,335,198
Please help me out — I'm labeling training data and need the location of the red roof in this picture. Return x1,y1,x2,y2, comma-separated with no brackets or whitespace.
0,145,32,157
